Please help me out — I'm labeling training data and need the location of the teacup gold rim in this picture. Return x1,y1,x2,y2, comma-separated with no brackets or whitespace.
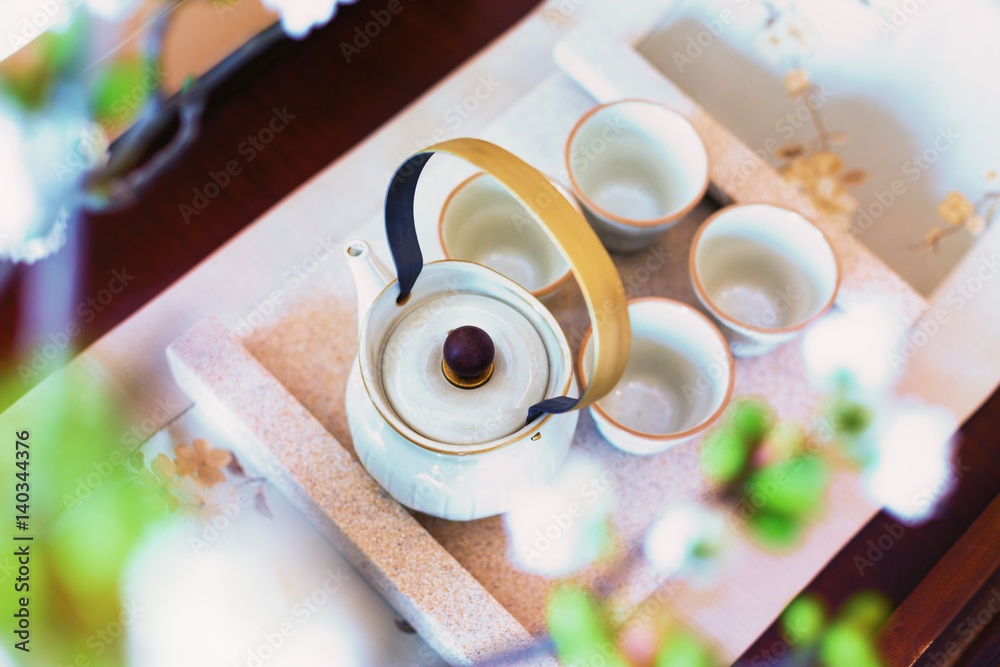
564,99,711,230
437,172,575,299
576,296,735,442
688,202,842,336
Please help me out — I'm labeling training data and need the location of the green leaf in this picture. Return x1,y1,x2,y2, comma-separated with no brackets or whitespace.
819,623,883,667
837,591,891,636
38,13,89,74
49,484,147,613
829,398,874,438
747,510,801,548
700,429,750,483
655,631,717,667
744,455,830,519
759,421,806,463
0,372,154,665
729,400,772,445
547,586,630,667
0,71,49,109
781,594,826,646
91,56,155,128
0,13,88,109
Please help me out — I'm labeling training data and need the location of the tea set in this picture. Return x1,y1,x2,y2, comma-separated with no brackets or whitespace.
343,100,840,521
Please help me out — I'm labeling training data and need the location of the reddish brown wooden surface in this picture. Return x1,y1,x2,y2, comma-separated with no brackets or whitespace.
878,489,1000,666
1,2,997,664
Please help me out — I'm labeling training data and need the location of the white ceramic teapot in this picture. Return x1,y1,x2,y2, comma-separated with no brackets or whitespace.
344,138,630,521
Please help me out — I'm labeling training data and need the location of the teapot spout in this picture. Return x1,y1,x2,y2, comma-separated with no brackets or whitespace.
344,240,393,335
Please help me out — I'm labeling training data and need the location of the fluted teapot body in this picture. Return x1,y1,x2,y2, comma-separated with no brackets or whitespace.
343,138,630,521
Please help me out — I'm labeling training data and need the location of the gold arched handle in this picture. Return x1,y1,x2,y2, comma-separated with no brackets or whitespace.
387,138,630,414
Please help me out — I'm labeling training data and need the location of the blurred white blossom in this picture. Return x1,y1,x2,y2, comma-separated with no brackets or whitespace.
86,0,145,22
504,457,613,578
1,0,72,49
0,113,40,254
802,300,906,397
126,520,367,667
865,401,957,523
756,10,819,65
0,90,101,263
644,504,729,583
263,0,356,39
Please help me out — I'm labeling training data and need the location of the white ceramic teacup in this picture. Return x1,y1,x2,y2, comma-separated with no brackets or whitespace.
565,100,710,254
689,203,841,357
578,297,734,455
439,172,574,300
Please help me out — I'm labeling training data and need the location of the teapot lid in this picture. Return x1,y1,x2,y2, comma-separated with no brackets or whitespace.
380,293,549,446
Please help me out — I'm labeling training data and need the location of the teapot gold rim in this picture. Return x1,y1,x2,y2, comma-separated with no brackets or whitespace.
356,258,574,456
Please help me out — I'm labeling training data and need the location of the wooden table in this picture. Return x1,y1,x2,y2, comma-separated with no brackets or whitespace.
3,1,997,664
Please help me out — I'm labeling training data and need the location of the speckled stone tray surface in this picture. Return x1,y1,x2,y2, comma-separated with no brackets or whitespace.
168,25,926,665
167,319,552,667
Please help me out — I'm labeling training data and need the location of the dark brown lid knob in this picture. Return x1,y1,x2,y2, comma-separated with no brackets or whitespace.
442,326,495,389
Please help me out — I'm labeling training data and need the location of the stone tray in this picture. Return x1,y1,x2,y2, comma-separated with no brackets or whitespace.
167,23,927,667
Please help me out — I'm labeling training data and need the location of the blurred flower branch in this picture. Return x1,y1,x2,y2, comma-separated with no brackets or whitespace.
911,174,998,252
776,590,891,667
493,296,958,667
759,2,993,254
128,437,273,521
756,3,869,228
0,0,345,264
